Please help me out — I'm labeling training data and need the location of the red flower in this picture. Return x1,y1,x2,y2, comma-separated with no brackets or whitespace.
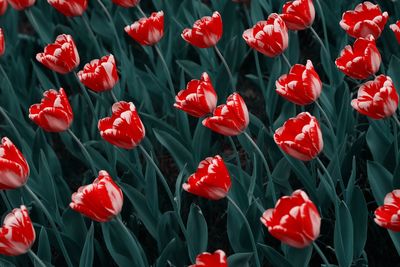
340,1,388,39
47,0,87,17
335,35,381,80
276,60,322,105
375,190,400,232
183,155,231,200
181,11,223,48
390,21,400,44
0,205,36,256
351,75,398,120
280,0,315,31
189,250,228,267
0,137,29,190
274,112,323,161
0,28,4,56
70,170,123,222
243,13,288,57
202,93,249,136
29,88,73,132
112,0,139,8
174,72,217,117
261,190,321,248
36,34,80,74
77,55,119,93
7,0,35,10
124,11,164,46
98,101,145,149
0,0,7,15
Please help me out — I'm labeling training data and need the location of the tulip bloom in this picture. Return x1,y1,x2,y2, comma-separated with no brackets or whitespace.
36,34,80,74
124,11,164,46
47,0,87,17
98,101,145,149
202,93,249,136
261,190,321,248
29,88,73,132
77,55,119,93
280,0,315,31
189,250,227,267
243,13,288,57
174,72,217,117
112,0,139,8
276,60,322,105
340,1,388,39
70,170,123,222
7,0,35,10
0,28,4,56
335,35,381,80
0,206,36,256
181,11,223,48
390,21,400,44
0,137,29,190
274,112,323,161
0,0,7,15
375,190,400,232
183,155,231,200
351,75,398,120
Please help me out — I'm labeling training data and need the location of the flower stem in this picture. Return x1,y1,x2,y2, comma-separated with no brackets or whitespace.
393,115,400,128
67,129,97,176
74,72,98,120
24,185,73,267
96,0,123,53
315,157,340,198
309,26,329,57
28,249,47,267
136,5,147,17
312,242,330,266
281,53,291,69
315,101,335,135
110,90,118,103
1,191,11,210
154,44,175,98
227,195,261,267
243,132,277,203
314,0,330,54
80,14,103,56
214,46,235,91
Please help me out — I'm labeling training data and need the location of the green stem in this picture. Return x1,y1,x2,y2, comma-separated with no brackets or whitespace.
312,243,330,266
242,132,277,203
227,196,261,267
28,249,47,267
309,26,329,57
315,101,335,135
0,107,24,143
314,0,330,54
281,53,291,69
1,191,11,210
25,9,49,44
228,136,243,181
96,0,123,53
81,14,102,56
154,44,175,98
214,46,235,91
25,185,73,267
74,72,98,120
67,129,97,176
110,90,118,103
315,157,338,196
393,115,400,128
136,5,147,17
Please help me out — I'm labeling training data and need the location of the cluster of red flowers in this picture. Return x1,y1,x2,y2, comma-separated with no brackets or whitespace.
1,0,400,265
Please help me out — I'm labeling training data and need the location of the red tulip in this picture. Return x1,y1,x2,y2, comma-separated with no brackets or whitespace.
0,0,7,15
335,35,381,80
0,137,29,190
70,170,123,222
124,11,164,46
274,112,323,161
29,88,73,132
7,0,35,10
0,28,4,56
174,72,217,117
183,155,231,200
181,11,223,48
390,21,400,44
202,93,249,136
77,55,119,93
340,1,388,39
243,13,289,57
351,75,398,120
36,34,80,74
47,0,87,17
98,101,145,149
189,250,227,267
112,0,139,8
0,206,36,256
276,60,322,105
261,190,321,248
280,0,315,31
375,190,400,232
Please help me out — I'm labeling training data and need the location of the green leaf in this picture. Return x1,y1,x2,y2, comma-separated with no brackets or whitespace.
37,227,52,265
348,186,367,259
334,201,354,267
258,244,293,267
79,223,94,267
227,252,254,267
187,204,208,261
